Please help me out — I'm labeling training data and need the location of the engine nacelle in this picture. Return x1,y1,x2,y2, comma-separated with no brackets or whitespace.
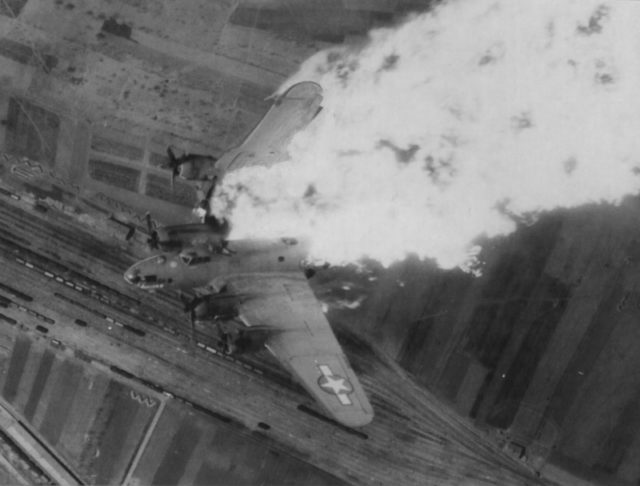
193,298,238,322
168,149,217,182
177,158,211,180
218,328,269,355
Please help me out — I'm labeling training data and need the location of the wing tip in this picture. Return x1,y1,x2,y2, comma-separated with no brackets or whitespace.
341,410,375,428
277,81,323,100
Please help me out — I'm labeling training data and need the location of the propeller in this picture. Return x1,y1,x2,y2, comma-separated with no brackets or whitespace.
144,212,159,250
166,146,182,192
179,291,201,348
107,214,138,242
178,289,271,355
179,291,200,315
203,178,217,214
124,225,136,241
194,178,217,220
179,291,234,354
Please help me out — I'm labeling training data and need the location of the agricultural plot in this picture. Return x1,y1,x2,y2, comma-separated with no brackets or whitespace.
0,335,160,485
130,400,344,486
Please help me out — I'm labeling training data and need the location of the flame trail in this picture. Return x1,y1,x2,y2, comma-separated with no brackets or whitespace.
213,0,640,270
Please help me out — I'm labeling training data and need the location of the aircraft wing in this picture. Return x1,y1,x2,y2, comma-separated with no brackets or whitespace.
224,272,374,427
215,81,323,175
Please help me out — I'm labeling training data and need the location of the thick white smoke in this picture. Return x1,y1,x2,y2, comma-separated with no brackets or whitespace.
213,0,640,269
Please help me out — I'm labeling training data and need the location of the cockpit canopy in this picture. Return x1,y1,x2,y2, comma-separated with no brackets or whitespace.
179,250,212,266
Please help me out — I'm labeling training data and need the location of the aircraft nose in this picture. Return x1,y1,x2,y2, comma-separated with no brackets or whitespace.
124,266,141,284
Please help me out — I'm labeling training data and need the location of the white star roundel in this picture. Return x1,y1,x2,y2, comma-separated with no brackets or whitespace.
317,365,354,405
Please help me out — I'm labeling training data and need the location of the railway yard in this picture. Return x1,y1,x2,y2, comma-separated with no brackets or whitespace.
0,189,543,485
0,1,637,485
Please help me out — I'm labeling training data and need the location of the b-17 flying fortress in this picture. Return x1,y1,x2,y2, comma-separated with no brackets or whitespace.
124,81,374,427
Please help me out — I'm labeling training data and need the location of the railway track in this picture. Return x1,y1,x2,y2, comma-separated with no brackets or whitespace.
0,192,544,485
0,208,301,393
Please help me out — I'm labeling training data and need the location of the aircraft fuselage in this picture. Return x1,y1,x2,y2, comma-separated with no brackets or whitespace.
124,238,308,291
